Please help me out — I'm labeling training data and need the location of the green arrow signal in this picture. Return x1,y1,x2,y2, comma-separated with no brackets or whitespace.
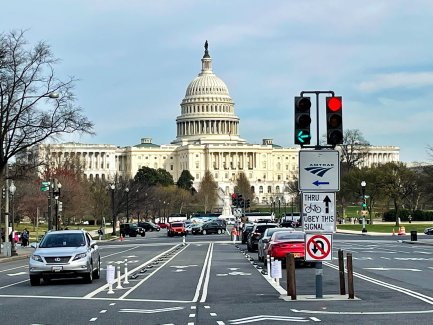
297,130,310,143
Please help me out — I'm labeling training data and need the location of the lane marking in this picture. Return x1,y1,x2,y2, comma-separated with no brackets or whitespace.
89,318,97,322
0,279,29,290
100,310,107,313
200,243,214,302
0,265,27,274
292,308,433,315
119,307,184,314
228,315,313,324
192,244,212,302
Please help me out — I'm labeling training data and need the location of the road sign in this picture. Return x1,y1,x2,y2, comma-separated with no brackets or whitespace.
41,181,50,192
302,192,336,233
305,234,333,261
299,150,340,191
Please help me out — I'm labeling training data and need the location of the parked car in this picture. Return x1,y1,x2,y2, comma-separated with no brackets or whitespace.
168,222,187,237
120,223,145,237
184,220,193,233
241,223,254,244
247,223,278,252
267,231,305,263
28,229,101,286
258,227,294,261
424,227,433,235
157,222,169,229
138,221,161,232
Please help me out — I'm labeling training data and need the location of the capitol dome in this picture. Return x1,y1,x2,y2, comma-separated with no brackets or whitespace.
172,41,245,145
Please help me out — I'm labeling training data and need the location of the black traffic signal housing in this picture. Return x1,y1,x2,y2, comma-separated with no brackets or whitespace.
231,193,238,207
294,96,312,146
245,199,250,209
1,187,5,199
326,96,343,146
237,194,243,208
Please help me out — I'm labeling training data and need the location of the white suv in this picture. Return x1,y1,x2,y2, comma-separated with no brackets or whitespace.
29,230,100,286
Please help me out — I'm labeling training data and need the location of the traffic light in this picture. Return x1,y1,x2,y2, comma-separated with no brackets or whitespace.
1,187,5,199
326,96,343,145
231,193,238,206
294,96,311,146
237,194,243,208
245,199,250,209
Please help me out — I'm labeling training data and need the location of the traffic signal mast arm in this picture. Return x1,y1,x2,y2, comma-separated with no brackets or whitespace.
295,91,340,149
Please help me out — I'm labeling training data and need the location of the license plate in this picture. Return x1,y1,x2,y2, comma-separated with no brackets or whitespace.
52,266,63,272
294,253,301,258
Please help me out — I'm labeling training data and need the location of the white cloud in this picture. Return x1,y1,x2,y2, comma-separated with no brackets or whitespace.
359,72,433,92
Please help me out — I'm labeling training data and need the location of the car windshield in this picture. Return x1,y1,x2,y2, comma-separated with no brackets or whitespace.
39,233,86,248
255,225,277,233
272,232,304,241
264,228,292,238
171,223,184,227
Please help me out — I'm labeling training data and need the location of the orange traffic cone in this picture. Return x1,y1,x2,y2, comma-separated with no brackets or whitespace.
392,228,395,236
398,226,406,236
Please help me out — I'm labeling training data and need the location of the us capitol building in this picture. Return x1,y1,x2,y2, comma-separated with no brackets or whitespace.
28,42,399,205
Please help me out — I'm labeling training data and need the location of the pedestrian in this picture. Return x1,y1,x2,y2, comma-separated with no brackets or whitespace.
13,231,19,244
22,228,29,247
98,227,104,240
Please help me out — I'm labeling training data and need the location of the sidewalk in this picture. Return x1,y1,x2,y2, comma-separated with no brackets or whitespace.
0,244,33,263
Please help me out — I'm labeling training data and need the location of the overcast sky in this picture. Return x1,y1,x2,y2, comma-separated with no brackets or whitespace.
2,0,433,163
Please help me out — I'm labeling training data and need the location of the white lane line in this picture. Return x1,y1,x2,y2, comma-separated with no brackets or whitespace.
84,244,180,298
189,313,195,317
89,318,97,322
217,321,225,325
101,246,141,259
324,261,433,305
109,303,116,305
0,279,29,290
200,243,214,302
292,308,433,315
0,265,26,273
191,306,196,309
100,310,107,313
192,244,212,302
204,305,210,309
310,317,320,321
120,307,184,313
119,245,189,300
210,312,217,316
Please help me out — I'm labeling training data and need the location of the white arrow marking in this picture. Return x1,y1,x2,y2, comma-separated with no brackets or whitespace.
170,265,198,269
228,268,240,271
229,315,313,324
119,307,184,314
364,267,421,272
229,271,251,276
7,272,27,277
126,255,137,258
174,269,186,272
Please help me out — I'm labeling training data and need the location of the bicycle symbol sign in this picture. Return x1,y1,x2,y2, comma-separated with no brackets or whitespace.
302,192,336,233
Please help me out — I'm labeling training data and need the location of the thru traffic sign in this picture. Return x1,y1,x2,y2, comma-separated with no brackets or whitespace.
302,192,336,233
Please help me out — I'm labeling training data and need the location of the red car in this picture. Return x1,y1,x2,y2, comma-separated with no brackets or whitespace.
267,231,305,262
167,222,187,237
157,222,169,229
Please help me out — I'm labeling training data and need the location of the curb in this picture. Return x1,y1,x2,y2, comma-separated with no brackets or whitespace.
0,254,31,263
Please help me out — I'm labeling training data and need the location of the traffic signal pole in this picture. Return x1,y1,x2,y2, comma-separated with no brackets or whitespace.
299,90,335,149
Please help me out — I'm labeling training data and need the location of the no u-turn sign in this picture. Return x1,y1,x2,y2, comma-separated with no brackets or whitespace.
305,234,333,261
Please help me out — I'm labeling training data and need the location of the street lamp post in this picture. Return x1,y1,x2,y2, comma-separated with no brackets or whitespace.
110,184,116,235
361,181,367,234
9,181,17,256
125,187,130,223
54,181,62,230
278,198,281,219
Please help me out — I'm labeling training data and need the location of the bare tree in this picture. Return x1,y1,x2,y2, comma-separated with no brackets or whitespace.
0,30,93,176
339,129,370,173
196,171,218,213
234,172,253,200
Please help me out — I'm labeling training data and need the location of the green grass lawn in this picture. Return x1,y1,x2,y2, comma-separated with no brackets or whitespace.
337,223,433,233
11,224,102,242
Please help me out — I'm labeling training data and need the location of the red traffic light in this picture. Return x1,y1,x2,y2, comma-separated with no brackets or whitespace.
327,97,342,112
231,193,237,199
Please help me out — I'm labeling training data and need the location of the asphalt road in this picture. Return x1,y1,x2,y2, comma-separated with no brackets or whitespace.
1,230,433,324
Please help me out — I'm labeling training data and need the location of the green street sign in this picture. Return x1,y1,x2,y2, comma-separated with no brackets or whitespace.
41,181,50,192
297,130,310,143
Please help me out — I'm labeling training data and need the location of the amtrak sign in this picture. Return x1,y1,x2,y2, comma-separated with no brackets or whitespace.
299,150,340,192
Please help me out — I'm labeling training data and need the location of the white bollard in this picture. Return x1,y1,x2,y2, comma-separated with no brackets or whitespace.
116,265,123,289
183,235,186,246
270,256,275,281
123,259,129,284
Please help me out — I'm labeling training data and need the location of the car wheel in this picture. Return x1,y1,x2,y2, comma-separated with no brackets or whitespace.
222,229,226,234
30,275,41,286
141,233,145,237
83,262,93,283
157,228,160,232
217,229,222,235
93,259,101,279
202,230,207,235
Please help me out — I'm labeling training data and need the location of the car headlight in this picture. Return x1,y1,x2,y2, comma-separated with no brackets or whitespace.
73,252,87,261
31,254,43,262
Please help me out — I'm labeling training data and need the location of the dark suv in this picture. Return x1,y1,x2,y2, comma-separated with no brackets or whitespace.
241,223,254,244
247,223,278,252
138,222,161,232
195,221,226,235
120,223,145,237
